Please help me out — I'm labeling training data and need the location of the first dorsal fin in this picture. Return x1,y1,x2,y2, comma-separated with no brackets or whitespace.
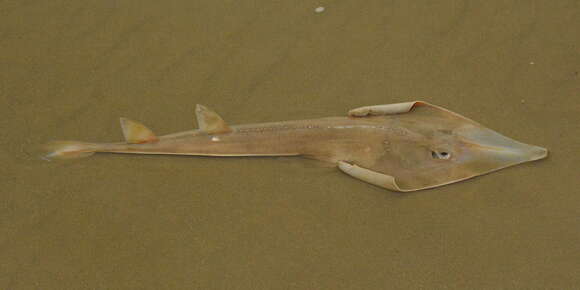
119,117,159,144
195,104,232,134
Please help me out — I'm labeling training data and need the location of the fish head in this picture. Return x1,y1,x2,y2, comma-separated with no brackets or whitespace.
371,103,548,191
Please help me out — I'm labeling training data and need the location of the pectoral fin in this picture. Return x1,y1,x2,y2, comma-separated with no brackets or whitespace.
195,104,232,134
120,118,158,144
349,101,471,122
338,161,409,192
348,101,419,117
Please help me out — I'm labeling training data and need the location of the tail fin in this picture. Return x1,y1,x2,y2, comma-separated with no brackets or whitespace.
42,141,98,160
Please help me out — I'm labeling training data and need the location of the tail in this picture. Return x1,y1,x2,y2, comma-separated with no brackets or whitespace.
42,141,98,160
42,117,159,161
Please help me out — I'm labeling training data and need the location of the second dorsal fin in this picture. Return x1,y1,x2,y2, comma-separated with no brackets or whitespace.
195,104,232,134
119,117,159,144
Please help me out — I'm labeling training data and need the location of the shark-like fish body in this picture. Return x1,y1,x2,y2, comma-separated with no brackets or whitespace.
45,101,548,191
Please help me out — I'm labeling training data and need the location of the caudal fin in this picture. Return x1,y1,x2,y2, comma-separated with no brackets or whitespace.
42,141,98,160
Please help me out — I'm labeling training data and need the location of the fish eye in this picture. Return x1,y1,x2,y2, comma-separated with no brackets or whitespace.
431,150,451,160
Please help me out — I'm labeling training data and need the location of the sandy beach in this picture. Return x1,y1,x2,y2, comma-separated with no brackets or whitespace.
2,1,579,289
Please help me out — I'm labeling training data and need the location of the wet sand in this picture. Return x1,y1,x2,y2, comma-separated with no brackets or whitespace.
2,1,579,289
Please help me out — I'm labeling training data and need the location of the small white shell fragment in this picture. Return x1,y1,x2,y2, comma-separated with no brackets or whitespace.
315,6,325,13
211,136,220,142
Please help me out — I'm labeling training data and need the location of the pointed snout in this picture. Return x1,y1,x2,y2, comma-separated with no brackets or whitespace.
524,145,548,161
457,125,548,164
